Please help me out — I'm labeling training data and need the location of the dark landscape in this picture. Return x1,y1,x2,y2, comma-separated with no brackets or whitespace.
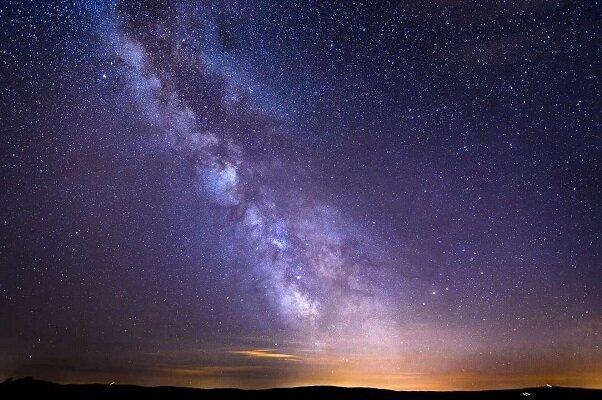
1,378,600,400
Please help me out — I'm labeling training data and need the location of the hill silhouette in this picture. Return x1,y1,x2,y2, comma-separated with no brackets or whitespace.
1,377,600,399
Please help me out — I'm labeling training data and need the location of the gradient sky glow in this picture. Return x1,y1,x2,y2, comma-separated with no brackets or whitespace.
0,0,600,390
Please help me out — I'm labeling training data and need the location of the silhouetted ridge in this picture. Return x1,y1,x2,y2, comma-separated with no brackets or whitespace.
1,378,600,400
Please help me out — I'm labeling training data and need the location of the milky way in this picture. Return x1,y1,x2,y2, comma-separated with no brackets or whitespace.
109,3,406,347
1,0,599,390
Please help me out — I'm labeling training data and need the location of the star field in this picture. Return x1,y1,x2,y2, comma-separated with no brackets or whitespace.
0,0,599,390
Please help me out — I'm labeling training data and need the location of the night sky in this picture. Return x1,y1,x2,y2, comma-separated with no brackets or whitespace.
1,0,600,390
